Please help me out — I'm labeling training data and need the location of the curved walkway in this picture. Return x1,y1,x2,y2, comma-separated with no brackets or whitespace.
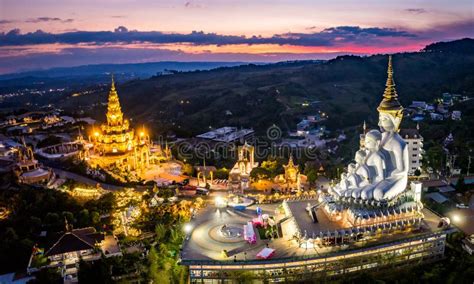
52,167,124,191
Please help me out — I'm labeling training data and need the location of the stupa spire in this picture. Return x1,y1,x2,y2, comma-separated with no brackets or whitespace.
111,74,116,91
377,55,403,125
288,154,295,166
106,74,124,127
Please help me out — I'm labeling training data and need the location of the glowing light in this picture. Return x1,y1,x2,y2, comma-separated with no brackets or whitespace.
215,196,227,208
183,223,193,234
140,132,145,137
452,214,461,223
94,131,99,137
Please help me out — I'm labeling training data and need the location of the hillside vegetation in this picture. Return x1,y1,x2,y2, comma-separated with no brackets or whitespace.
61,38,474,136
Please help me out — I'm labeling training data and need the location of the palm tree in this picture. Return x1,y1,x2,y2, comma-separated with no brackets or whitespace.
265,225,278,240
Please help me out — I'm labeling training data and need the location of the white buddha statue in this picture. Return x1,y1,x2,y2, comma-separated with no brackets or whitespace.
346,163,360,188
332,172,350,197
359,130,386,200
371,55,409,202
340,131,383,201
329,55,409,205
349,149,372,199
372,112,408,201
354,150,370,186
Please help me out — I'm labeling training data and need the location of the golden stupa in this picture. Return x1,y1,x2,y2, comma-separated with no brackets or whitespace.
377,55,404,124
283,155,299,184
90,76,150,171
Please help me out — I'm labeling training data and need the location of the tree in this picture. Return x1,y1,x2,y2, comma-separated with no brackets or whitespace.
250,167,270,180
44,212,60,228
78,209,90,227
91,211,100,225
425,145,444,172
155,224,166,243
30,267,62,284
3,227,18,243
148,246,169,283
62,211,75,225
306,169,318,185
456,175,467,192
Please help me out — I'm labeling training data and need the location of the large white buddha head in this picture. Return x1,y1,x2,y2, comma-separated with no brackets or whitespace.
365,129,382,151
378,112,402,133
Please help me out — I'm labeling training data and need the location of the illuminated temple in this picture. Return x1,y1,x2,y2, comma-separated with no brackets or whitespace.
180,57,454,282
88,77,151,171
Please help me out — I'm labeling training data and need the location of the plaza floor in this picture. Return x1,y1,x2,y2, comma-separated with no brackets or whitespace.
181,200,446,263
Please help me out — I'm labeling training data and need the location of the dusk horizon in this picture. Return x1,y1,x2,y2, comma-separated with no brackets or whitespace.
0,1,473,283
1,0,473,74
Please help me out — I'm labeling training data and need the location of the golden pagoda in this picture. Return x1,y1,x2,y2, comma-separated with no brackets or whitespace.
283,155,299,184
90,76,150,171
95,76,136,154
377,55,404,126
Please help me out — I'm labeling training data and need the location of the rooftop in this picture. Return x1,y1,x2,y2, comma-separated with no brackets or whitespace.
399,128,422,139
45,227,104,257
196,127,254,143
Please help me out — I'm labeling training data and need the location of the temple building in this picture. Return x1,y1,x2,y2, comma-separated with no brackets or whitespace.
180,57,454,282
88,77,151,172
228,143,258,193
13,140,54,185
275,155,307,190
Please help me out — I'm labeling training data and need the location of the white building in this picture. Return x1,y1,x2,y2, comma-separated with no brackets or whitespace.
409,101,427,110
430,113,444,121
400,127,423,176
451,110,462,121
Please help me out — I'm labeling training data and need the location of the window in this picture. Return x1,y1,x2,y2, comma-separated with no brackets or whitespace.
412,154,417,157
413,142,418,145
413,148,418,151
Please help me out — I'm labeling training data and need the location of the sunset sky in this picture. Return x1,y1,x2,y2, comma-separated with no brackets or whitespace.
0,0,473,74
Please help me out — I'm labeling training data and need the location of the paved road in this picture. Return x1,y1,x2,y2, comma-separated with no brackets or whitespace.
52,167,124,191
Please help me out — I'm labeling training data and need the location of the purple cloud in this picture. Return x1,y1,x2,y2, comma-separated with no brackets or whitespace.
0,20,15,25
25,17,74,23
184,1,203,8
0,25,417,47
405,8,427,14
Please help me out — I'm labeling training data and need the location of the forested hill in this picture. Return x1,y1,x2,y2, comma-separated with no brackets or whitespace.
64,38,474,136
423,38,474,54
